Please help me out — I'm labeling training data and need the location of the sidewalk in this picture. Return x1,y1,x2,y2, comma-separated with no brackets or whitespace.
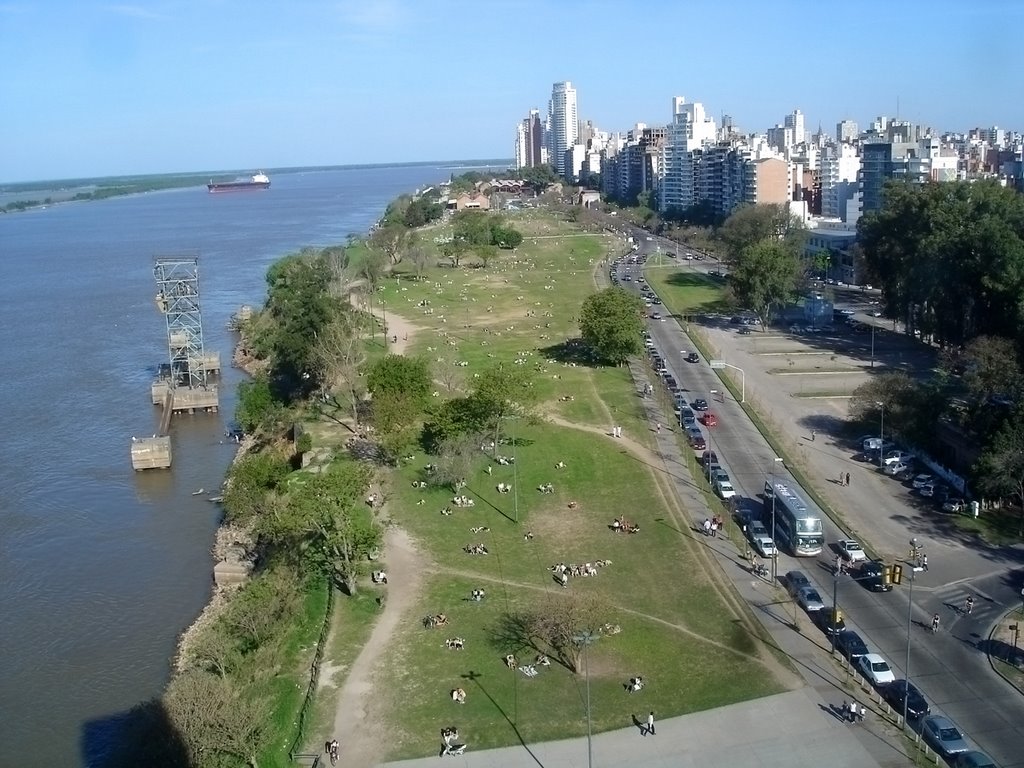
380,689,882,768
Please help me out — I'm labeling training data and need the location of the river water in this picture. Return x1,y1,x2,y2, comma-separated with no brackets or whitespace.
0,164,491,766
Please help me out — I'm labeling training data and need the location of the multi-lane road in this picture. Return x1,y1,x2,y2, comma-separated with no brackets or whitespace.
612,231,1024,767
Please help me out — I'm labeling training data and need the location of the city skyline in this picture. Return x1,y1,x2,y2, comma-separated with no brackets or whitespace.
2,0,1022,183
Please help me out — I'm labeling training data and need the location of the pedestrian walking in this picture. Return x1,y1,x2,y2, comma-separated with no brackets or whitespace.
845,472,851,487
965,596,975,615
656,422,662,434
811,430,816,441
922,553,929,571
931,613,940,633
839,471,845,486
857,703,867,723
647,711,656,735
840,700,850,723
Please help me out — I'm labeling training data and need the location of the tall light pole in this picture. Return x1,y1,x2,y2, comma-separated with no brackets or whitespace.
573,631,596,768
511,415,519,524
876,401,885,470
870,324,876,368
903,569,916,731
769,457,784,581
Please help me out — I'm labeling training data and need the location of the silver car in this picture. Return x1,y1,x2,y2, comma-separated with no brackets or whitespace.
922,715,970,757
796,586,825,612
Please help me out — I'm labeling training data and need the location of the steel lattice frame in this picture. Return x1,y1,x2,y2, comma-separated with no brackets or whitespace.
154,257,208,390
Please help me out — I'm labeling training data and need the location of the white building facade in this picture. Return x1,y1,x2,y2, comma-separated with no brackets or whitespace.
546,81,578,177
820,143,861,221
658,97,716,212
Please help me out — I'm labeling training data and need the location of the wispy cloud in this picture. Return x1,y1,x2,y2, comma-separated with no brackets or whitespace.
103,4,168,21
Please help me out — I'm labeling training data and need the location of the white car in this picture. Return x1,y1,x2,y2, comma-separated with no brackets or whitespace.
912,474,934,490
883,449,914,466
837,539,867,563
715,479,737,500
858,653,896,686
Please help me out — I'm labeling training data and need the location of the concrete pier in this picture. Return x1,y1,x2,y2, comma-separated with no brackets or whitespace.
151,380,219,413
130,435,172,470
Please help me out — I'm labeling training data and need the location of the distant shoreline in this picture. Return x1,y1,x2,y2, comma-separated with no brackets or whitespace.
0,159,513,193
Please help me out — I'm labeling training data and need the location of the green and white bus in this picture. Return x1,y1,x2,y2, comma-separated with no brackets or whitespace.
764,480,824,556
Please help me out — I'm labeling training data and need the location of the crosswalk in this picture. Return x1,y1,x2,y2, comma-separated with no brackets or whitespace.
929,582,998,625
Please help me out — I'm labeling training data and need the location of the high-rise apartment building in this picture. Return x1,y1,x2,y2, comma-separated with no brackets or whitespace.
820,143,861,221
859,133,958,216
513,109,545,169
785,109,806,146
836,119,859,144
659,97,716,212
546,81,578,177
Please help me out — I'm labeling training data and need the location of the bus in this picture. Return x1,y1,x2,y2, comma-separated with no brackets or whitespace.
763,480,824,556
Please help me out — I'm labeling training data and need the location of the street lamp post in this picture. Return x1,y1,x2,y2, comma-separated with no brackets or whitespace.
902,570,916,731
512,416,519,524
573,631,596,768
870,324,876,368
769,457,784,581
876,402,885,470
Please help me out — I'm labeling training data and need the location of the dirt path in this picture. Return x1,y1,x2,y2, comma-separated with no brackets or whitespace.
328,527,424,767
349,296,422,356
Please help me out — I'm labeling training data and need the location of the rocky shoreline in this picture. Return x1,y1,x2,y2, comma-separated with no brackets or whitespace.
173,334,262,673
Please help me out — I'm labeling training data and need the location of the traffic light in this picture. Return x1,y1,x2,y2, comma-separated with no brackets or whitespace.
883,565,892,585
891,564,903,585
833,607,843,623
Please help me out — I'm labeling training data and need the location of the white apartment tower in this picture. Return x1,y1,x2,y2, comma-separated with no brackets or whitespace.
659,96,717,212
836,119,859,144
546,81,578,176
785,109,806,146
820,143,861,220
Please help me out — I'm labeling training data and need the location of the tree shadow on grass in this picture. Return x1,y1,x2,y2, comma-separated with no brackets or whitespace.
537,339,606,367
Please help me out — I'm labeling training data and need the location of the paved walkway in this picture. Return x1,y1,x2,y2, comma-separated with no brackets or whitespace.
379,689,884,768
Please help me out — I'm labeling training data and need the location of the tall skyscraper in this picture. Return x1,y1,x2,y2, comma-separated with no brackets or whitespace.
659,96,717,212
546,81,578,176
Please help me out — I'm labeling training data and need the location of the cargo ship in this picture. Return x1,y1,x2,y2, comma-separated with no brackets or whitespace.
207,172,270,193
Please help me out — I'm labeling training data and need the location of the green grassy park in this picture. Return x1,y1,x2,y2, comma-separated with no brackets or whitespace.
310,211,796,759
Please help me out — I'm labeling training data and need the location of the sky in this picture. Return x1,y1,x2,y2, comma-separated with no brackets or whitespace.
2,0,1022,183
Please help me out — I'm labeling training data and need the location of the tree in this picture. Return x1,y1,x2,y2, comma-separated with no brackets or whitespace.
472,362,536,452
727,240,803,329
407,244,432,280
435,356,464,393
494,593,607,673
961,335,1022,403
366,354,432,406
859,180,1024,346
235,374,280,432
847,372,947,450
492,225,523,249
369,221,409,265
310,313,366,427
975,402,1024,537
518,164,558,194
579,287,645,364
262,251,336,394
257,463,377,593
164,670,268,768
717,203,806,263
430,434,480,491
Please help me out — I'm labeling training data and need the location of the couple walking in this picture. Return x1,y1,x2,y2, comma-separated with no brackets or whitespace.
838,471,851,486
610,425,623,439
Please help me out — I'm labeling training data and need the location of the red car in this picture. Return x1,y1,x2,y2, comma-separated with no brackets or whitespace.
701,412,718,427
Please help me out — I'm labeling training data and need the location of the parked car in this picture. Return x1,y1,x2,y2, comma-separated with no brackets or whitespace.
942,498,967,514
687,428,706,450
883,449,915,466
692,398,709,411
921,715,970,758
738,327,752,335
912,473,935,490
701,412,718,427
701,450,719,467
919,481,943,498
834,630,869,661
884,461,912,477
714,478,737,500
953,751,998,768
748,522,777,558
785,570,811,597
796,586,825,613
881,679,930,721
858,653,896,686
837,539,868,563
680,414,697,429
813,606,847,636
856,560,892,592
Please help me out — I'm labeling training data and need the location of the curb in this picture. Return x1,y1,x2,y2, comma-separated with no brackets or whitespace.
985,608,1024,697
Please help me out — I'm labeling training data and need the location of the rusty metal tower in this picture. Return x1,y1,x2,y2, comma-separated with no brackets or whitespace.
154,256,208,390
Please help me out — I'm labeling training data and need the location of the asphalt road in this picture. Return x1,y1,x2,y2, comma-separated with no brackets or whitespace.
612,233,1024,767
